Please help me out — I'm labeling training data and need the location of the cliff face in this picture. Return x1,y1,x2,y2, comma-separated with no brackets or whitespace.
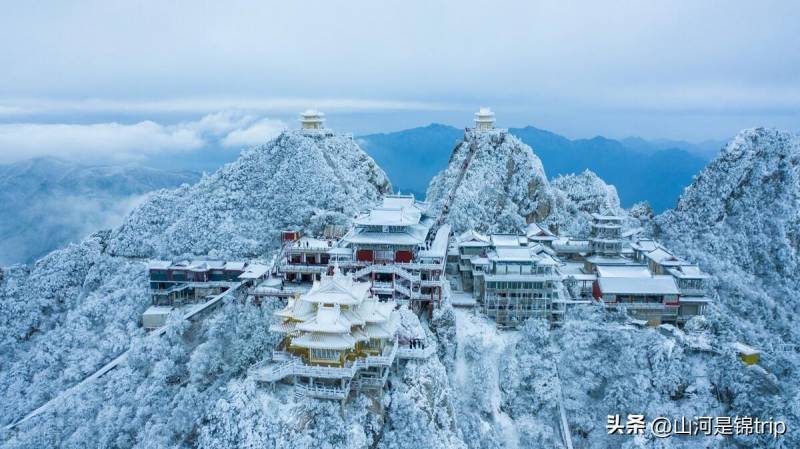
109,129,392,259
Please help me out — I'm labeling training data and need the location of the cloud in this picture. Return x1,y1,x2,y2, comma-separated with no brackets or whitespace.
0,112,289,164
221,118,286,147
0,121,204,164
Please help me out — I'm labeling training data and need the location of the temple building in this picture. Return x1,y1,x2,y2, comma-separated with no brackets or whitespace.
252,267,399,400
143,259,268,330
474,107,496,131
453,227,566,325
300,109,325,130
481,245,565,326
588,213,624,256
339,195,450,312
451,216,712,327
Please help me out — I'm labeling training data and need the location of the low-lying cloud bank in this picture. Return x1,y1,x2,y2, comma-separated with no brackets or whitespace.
0,111,287,164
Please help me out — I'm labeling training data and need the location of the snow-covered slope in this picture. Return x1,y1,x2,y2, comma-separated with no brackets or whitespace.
109,130,391,259
426,130,627,235
0,129,393,444
657,128,799,286
0,157,198,265
547,170,627,237
425,129,558,234
655,127,800,447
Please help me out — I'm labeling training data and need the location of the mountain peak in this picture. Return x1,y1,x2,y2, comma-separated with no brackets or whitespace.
109,128,391,259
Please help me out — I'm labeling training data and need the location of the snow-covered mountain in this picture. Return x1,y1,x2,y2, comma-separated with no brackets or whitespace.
3,126,799,449
109,130,391,259
0,157,199,265
426,129,558,233
359,124,708,213
426,129,627,236
0,129,400,447
654,128,800,443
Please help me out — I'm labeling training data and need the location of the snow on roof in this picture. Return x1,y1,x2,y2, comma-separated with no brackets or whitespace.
597,265,652,278
354,207,421,226
667,265,711,279
630,239,659,252
224,261,247,271
342,231,425,246
597,275,679,295
353,195,427,227
291,332,356,350
591,213,625,221
301,109,324,117
552,238,591,252
419,224,451,259
297,305,351,333
302,267,371,306
457,229,490,244
585,255,635,266
645,248,686,266
622,227,644,238
288,236,334,250
358,297,393,324
734,342,761,356
143,306,173,316
537,254,558,266
148,260,171,270
189,260,209,271
679,296,712,303
238,264,270,280
381,194,420,209
489,246,532,262
490,234,523,248
526,222,556,239
470,256,490,265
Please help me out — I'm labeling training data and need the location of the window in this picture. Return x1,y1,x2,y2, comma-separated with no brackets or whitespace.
311,348,340,361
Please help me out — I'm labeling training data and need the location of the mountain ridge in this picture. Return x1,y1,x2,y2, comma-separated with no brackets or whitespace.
359,123,709,212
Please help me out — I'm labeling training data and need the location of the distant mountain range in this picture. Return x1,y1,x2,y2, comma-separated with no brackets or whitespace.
0,157,199,265
0,124,718,264
358,124,718,212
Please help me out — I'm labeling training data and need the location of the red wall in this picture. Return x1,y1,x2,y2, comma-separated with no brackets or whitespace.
282,231,300,241
592,281,602,300
394,250,413,263
356,249,374,262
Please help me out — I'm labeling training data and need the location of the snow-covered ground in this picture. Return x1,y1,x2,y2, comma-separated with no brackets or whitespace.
451,308,521,449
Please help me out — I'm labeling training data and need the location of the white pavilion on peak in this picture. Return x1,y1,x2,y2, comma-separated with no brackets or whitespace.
258,266,399,399
300,109,325,130
474,107,496,131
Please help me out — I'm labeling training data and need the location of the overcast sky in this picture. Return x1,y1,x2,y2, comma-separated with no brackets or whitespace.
0,0,798,163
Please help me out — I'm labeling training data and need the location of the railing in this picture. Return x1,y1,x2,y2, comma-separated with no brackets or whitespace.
420,279,444,288
371,281,394,291
397,342,436,359
294,383,349,400
608,302,669,310
352,264,420,282
363,341,397,367
271,350,294,361
253,340,398,383
278,263,329,273
679,288,706,297
351,377,385,389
